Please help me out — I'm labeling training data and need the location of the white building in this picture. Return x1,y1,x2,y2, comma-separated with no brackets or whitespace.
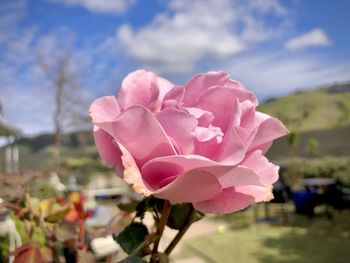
0,103,21,173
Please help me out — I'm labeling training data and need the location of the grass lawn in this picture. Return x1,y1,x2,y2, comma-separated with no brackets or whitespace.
175,209,350,263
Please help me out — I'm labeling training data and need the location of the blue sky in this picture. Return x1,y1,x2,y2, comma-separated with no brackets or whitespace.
1,0,350,135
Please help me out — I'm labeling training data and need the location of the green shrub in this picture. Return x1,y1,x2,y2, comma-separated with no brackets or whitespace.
282,156,350,186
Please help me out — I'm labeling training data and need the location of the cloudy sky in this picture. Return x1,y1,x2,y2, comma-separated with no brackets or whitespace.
1,0,350,135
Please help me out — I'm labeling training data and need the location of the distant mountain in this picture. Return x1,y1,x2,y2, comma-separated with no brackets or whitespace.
259,82,350,159
0,130,96,172
18,130,94,152
266,124,350,159
258,82,350,132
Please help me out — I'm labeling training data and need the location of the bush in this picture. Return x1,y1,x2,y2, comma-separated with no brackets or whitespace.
282,156,350,186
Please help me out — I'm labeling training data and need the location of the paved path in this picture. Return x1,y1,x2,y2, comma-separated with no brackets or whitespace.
144,214,228,262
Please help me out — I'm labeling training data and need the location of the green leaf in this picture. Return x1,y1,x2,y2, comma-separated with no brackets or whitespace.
122,256,145,263
135,197,164,219
135,199,147,219
114,223,148,254
117,201,139,212
44,203,71,223
166,203,193,230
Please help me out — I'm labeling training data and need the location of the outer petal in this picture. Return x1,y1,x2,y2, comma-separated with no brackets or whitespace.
213,166,263,188
241,150,279,186
257,141,273,154
141,155,263,191
142,155,216,189
153,169,222,203
93,126,123,171
142,155,219,179
97,106,176,167
194,187,255,214
117,70,160,111
235,185,274,202
156,108,198,154
248,116,288,151
115,141,152,196
89,96,120,124
251,112,271,130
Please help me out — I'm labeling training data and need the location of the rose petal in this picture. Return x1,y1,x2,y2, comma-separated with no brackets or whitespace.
142,155,220,177
235,185,274,202
194,187,255,214
183,72,230,106
142,155,263,190
117,70,160,111
194,125,224,158
89,96,120,124
142,155,215,189
98,106,176,167
194,126,223,142
248,117,288,151
154,169,222,203
225,80,258,105
212,165,263,188
241,150,279,186
257,141,274,154
215,126,246,165
184,107,214,127
162,85,185,109
239,101,256,132
156,77,176,105
93,126,123,171
156,108,198,154
195,87,242,133
115,141,152,196
139,161,183,191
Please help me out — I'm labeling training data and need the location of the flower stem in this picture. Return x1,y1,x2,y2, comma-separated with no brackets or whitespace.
165,206,197,256
150,200,171,262
78,218,86,249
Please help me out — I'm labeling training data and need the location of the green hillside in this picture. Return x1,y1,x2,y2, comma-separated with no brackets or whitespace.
259,82,350,159
258,83,350,132
266,124,350,159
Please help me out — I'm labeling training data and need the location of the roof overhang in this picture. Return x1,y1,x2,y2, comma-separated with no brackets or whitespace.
0,116,21,137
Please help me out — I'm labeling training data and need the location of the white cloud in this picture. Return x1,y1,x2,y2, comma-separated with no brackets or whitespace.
0,0,27,44
224,53,350,100
54,0,136,14
285,28,331,51
248,0,287,16
117,0,289,74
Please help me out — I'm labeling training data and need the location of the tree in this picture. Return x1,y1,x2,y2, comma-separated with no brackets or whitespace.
306,138,320,157
38,52,89,172
286,131,300,157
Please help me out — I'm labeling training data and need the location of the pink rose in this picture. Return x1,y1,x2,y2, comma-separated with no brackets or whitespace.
89,70,288,214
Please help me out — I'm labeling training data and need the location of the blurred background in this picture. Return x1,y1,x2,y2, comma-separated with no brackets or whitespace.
1,0,350,262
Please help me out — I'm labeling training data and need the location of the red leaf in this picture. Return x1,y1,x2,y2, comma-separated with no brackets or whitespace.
12,243,52,263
